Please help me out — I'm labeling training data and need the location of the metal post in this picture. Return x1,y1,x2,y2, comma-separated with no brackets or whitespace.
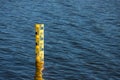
35,24,44,80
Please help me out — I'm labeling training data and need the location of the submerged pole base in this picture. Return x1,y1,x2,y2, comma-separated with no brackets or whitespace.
34,61,44,80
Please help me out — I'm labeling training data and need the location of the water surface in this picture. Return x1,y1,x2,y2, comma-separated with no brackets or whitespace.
0,0,120,80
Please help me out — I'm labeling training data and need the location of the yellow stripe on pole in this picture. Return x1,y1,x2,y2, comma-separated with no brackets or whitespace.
35,24,44,80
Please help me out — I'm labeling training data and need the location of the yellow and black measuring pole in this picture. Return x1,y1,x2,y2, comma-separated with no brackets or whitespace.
35,24,44,80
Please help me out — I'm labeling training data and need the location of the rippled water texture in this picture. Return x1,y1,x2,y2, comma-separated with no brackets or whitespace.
0,0,120,80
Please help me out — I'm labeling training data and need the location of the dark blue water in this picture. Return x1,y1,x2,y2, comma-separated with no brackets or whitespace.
0,0,120,80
